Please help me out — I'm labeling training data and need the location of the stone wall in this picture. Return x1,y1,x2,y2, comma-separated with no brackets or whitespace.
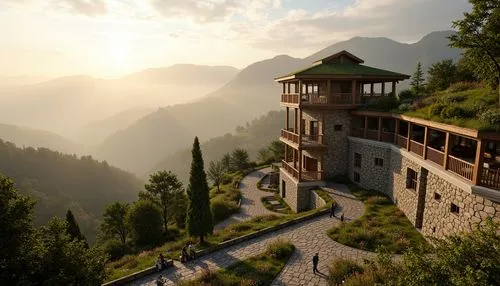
302,109,351,178
310,190,326,209
422,172,500,238
279,169,311,212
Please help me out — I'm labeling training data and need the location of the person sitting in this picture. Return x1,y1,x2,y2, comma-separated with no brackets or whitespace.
181,245,189,263
156,257,163,272
188,243,196,260
159,253,167,269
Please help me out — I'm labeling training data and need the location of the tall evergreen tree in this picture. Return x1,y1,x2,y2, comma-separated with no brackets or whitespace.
65,209,87,246
410,62,425,96
186,137,213,243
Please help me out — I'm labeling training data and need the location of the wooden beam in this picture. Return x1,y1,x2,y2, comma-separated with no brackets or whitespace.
370,82,374,96
286,107,289,130
298,150,302,181
293,149,296,169
377,117,382,141
392,81,396,96
394,119,400,144
422,126,429,159
327,80,331,104
284,144,288,162
352,79,357,104
282,83,285,94
407,123,412,151
381,82,385,96
364,116,368,139
294,108,298,133
298,109,303,145
443,132,451,169
472,139,485,185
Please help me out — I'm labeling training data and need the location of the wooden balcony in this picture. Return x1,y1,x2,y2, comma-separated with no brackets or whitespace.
282,160,299,179
426,146,444,166
448,155,474,181
396,134,408,149
280,129,299,144
280,92,360,107
281,160,324,182
409,140,424,157
380,132,395,144
366,129,378,141
302,134,324,146
481,168,500,190
281,93,299,104
280,129,325,148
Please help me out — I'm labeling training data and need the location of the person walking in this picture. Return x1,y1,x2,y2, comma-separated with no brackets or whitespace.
329,202,335,218
312,253,319,274
340,213,344,222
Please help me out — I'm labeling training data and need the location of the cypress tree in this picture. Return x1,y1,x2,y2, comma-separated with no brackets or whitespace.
65,209,88,247
186,137,213,243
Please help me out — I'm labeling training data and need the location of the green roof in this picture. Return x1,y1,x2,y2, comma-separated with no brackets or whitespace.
277,63,410,80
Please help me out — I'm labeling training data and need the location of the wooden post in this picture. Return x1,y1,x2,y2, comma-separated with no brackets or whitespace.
472,139,485,185
377,117,382,141
394,120,400,144
370,82,374,96
407,123,411,151
285,107,289,130
327,80,331,104
282,83,285,94
294,108,298,133
364,116,368,139
298,109,303,145
322,111,325,136
443,132,451,169
320,153,324,181
298,80,303,106
422,126,429,159
284,144,288,162
298,150,302,181
381,82,385,96
352,79,357,104
392,81,396,96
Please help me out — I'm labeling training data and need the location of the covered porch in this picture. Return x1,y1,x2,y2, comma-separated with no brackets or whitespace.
282,145,324,182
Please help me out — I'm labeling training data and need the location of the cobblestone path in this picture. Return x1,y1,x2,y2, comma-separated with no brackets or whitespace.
132,182,368,286
215,167,281,229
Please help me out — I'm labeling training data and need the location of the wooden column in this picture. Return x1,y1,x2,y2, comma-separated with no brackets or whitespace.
394,120,400,144
407,123,412,151
370,82,374,96
363,116,368,138
298,109,303,145
322,111,325,135
381,82,385,96
327,80,332,103
472,139,485,185
298,150,302,181
422,127,429,159
284,145,288,162
352,79,357,104
298,80,303,106
361,83,364,95
282,83,285,94
392,81,397,96
377,117,382,141
443,132,451,169
285,107,289,130
294,108,298,133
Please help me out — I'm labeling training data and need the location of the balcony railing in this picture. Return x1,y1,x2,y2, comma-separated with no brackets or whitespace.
282,160,299,180
396,134,408,149
281,93,299,104
351,127,364,138
409,140,424,157
280,129,299,144
330,93,354,104
426,146,445,166
481,168,500,190
381,132,395,143
302,171,324,182
302,134,324,145
366,129,378,141
448,155,474,181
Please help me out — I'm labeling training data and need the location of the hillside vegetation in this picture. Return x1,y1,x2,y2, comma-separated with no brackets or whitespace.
0,139,142,241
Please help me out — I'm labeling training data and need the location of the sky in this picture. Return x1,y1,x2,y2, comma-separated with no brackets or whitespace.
1,0,471,78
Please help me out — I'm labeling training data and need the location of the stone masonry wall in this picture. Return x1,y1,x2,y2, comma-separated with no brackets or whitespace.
422,173,500,238
302,110,351,178
279,169,299,212
310,190,326,210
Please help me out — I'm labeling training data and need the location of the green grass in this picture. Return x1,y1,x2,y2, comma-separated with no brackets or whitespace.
179,239,295,286
314,188,335,204
327,180,429,254
261,194,292,214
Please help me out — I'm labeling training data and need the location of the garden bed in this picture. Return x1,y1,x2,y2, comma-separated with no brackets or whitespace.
261,194,292,214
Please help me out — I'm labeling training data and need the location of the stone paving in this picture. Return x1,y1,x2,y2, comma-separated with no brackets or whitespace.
215,167,282,229
132,181,368,286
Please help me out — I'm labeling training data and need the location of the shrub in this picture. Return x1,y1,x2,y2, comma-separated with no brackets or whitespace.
103,239,130,260
447,81,481,92
479,109,500,130
251,214,279,223
266,239,295,259
397,103,410,112
230,223,252,232
441,93,466,104
409,99,425,111
211,199,238,223
221,174,232,185
126,199,163,247
372,96,399,111
328,259,364,285
428,103,446,116
397,89,414,101
440,105,473,118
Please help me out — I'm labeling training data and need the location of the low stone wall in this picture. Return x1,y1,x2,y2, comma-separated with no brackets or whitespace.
102,260,173,286
310,189,327,209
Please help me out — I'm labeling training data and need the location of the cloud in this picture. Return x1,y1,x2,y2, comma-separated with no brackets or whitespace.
58,0,107,17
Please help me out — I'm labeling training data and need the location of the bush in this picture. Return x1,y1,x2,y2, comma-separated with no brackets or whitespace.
447,81,481,92
479,109,500,130
211,199,238,223
397,103,410,112
221,174,232,185
103,239,130,260
441,93,466,104
428,103,446,116
126,200,163,247
398,89,414,101
328,259,364,285
440,105,473,118
266,239,295,259
409,99,425,111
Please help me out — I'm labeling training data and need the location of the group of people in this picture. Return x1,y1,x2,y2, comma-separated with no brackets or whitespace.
180,242,196,263
155,254,169,272
329,202,344,222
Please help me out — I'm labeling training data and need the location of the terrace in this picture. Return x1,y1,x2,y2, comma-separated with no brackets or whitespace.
282,145,324,182
351,111,500,190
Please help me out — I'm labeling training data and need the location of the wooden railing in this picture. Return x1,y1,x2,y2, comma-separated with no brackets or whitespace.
301,171,324,182
381,132,395,143
351,127,364,138
282,160,299,180
448,155,474,181
481,168,500,190
396,134,408,149
302,134,324,145
280,129,299,144
409,140,424,157
426,146,444,166
366,129,378,140
281,93,299,104
330,93,354,104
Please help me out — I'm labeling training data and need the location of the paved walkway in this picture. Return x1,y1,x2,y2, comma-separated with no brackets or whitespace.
132,182,368,286
215,167,281,229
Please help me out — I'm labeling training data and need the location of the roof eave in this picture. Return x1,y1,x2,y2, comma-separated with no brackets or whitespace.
274,74,297,82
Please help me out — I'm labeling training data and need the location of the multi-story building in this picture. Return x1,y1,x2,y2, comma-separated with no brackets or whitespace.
276,50,500,238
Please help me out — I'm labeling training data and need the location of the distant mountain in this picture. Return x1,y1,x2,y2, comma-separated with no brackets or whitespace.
0,140,142,241
0,124,82,154
95,30,460,175
150,110,285,183
0,65,239,141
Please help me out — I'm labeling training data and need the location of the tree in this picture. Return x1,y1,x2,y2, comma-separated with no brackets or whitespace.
101,202,129,244
257,148,272,164
221,153,232,172
186,137,213,244
410,62,425,96
427,59,458,91
126,200,163,247
207,160,225,192
0,174,38,284
143,170,184,233
65,209,87,246
268,140,285,161
231,148,250,171
450,0,500,103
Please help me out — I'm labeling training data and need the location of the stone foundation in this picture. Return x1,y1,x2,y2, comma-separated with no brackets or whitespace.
310,190,327,209
279,169,312,212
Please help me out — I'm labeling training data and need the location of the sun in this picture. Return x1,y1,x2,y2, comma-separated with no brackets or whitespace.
105,34,130,71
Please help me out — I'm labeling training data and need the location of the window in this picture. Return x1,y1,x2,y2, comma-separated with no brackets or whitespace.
310,121,319,135
374,158,384,166
354,153,362,168
334,124,342,131
406,168,418,190
451,203,460,214
354,172,360,182
434,192,441,201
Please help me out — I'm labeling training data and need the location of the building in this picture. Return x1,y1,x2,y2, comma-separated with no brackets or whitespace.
276,50,500,238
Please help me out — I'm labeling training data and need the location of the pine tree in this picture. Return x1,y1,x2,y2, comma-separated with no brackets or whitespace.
65,209,87,247
186,137,213,243
410,62,425,96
